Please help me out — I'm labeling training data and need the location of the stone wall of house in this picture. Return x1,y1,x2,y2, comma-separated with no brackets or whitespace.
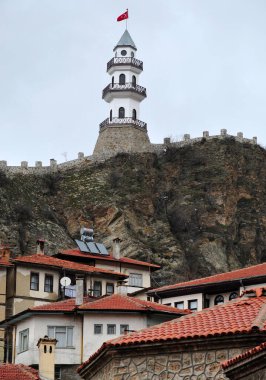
61,365,82,380
235,368,266,380
86,347,246,380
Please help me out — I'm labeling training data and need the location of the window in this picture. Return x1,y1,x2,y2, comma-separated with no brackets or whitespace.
120,324,129,334
188,299,198,311
110,109,112,121
44,274,53,293
30,272,39,291
204,298,210,308
121,49,127,56
132,109,137,120
93,281,102,297
106,283,114,295
112,76,114,87
47,326,73,348
174,301,184,309
229,292,238,301
214,295,224,305
19,329,29,353
94,324,103,334
164,303,171,306
128,273,143,287
107,324,116,335
132,75,136,87
55,365,61,380
118,107,125,118
119,73,125,85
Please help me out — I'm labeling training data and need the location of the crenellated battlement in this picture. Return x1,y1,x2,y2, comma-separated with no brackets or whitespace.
151,129,258,153
0,130,260,175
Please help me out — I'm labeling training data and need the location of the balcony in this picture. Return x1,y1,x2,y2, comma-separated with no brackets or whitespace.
99,117,147,130
102,82,147,100
107,57,143,72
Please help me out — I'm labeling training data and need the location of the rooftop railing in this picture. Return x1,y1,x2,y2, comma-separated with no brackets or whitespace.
107,57,143,71
102,82,147,98
99,117,147,130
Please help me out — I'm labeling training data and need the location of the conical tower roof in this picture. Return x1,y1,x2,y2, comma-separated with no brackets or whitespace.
113,30,137,51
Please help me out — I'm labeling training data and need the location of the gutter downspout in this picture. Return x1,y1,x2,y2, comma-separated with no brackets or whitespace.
80,313,84,363
12,325,16,363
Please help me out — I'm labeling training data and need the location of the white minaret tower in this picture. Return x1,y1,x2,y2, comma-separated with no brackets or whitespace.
93,29,150,158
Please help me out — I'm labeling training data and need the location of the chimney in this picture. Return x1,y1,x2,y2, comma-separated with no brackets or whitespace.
117,280,128,296
112,238,122,260
0,245,10,261
36,239,45,255
37,336,57,380
76,276,84,306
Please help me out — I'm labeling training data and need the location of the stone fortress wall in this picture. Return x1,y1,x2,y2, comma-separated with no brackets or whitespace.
0,129,258,176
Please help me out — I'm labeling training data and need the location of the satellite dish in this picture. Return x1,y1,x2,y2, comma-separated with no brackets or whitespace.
60,277,71,287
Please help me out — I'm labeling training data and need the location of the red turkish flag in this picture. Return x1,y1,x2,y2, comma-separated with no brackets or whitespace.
117,10,128,22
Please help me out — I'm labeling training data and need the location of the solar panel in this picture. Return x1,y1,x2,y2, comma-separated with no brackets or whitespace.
86,242,100,254
96,243,109,256
75,239,90,253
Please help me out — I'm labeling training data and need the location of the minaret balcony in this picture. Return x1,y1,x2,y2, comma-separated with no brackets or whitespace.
99,117,147,131
102,82,147,102
107,57,143,74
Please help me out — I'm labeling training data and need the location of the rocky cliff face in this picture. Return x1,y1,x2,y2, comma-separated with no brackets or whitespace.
0,137,265,286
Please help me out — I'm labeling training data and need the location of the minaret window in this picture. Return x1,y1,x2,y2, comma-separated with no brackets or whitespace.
110,110,112,121
132,75,136,87
119,107,125,118
119,74,125,85
132,109,137,120
112,76,114,87
121,50,127,56
131,51,134,57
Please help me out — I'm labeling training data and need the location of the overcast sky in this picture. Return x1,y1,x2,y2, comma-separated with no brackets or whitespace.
0,1,266,165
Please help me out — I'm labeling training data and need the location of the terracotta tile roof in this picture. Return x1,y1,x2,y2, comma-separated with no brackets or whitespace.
222,341,266,370
149,262,266,294
0,364,40,380
13,254,127,278
78,294,191,314
59,249,160,269
30,296,95,312
78,294,266,373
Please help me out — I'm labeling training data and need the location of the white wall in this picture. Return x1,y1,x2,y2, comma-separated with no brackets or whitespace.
160,293,204,311
15,314,82,366
82,313,147,360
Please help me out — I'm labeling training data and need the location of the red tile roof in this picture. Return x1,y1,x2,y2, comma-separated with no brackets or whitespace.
0,364,40,380
30,296,95,312
78,294,190,315
59,249,160,269
222,341,266,370
78,294,266,373
149,262,266,294
13,254,127,278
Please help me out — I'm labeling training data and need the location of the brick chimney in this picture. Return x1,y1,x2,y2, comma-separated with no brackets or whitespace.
36,239,45,255
0,245,10,261
112,238,122,260
37,336,57,380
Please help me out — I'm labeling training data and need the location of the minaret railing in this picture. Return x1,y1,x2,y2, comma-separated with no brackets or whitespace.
102,82,147,98
100,117,147,130
107,57,143,71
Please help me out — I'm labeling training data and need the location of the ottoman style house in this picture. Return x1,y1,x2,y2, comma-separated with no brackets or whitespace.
93,29,151,158
78,288,266,379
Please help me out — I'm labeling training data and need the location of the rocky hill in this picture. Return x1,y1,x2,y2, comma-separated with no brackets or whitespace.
0,137,266,286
